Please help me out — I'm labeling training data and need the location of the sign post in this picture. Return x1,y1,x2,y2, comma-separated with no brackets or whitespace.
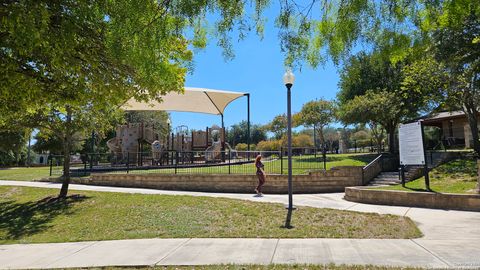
399,121,431,191
420,122,431,191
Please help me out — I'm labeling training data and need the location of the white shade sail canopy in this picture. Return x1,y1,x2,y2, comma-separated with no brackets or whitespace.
123,87,247,115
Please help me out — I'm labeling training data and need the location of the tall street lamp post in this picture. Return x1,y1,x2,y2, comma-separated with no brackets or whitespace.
283,69,295,228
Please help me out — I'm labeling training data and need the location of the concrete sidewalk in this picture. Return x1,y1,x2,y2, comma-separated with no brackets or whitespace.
1,180,480,269
2,238,479,269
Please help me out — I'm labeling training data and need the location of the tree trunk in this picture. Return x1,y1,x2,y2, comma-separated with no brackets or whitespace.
386,122,396,154
318,127,325,150
463,75,480,193
312,124,316,150
376,137,382,154
464,106,480,156
369,122,383,154
477,159,480,194
59,107,72,199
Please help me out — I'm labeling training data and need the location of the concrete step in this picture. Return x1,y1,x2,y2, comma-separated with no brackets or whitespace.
370,180,401,185
372,178,401,182
371,178,402,182
374,176,399,180
379,172,398,175
368,171,403,186
373,178,400,182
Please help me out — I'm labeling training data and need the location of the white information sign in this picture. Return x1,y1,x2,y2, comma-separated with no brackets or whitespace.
399,121,425,165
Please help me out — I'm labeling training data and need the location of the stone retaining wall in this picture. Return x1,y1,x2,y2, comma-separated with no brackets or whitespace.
345,187,480,211
84,166,364,194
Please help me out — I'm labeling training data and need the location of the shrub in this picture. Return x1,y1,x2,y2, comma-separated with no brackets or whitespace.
256,140,282,151
232,143,255,151
235,143,248,151
292,134,313,147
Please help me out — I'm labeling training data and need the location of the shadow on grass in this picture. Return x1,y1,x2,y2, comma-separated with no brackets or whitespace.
0,195,89,240
401,185,437,193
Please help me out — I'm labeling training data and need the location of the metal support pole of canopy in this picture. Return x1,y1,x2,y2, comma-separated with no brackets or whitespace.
246,93,251,155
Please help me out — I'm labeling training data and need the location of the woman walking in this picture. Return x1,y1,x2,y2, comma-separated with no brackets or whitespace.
255,155,266,196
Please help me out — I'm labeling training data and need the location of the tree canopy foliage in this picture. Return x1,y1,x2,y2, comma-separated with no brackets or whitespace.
391,0,480,154
338,51,416,153
125,111,171,140
296,99,335,146
0,0,217,197
227,120,266,146
0,129,29,166
266,114,287,140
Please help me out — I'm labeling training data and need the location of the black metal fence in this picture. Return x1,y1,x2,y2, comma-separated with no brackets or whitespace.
49,147,330,176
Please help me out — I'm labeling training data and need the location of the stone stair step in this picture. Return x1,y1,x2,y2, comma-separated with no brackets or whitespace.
372,179,402,184
374,175,399,179
372,177,401,181
373,178,399,182
379,172,398,175
373,176,400,180
371,183,401,186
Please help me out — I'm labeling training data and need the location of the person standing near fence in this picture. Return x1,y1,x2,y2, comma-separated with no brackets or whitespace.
255,155,266,196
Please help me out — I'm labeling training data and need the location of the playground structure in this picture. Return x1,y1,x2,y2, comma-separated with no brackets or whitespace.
106,122,237,166
106,123,161,164
169,125,236,162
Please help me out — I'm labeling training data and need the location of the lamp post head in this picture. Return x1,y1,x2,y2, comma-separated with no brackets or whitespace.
283,69,295,88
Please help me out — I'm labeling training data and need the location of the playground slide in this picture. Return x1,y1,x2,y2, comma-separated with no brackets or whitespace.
107,138,122,155
151,140,163,162
225,142,238,158
205,141,222,162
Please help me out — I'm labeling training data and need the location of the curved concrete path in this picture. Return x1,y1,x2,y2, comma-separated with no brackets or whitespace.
0,180,479,269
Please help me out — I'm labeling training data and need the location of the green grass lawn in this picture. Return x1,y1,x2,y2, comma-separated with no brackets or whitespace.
0,154,376,181
376,159,479,194
0,166,54,181
0,186,421,244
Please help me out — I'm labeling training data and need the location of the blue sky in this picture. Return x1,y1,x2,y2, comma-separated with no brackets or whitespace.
170,5,342,131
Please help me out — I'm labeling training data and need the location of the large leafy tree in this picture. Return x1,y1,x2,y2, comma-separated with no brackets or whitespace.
0,1,198,198
267,114,287,140
337,50,436,153
296,99,335,147
0,130,29,166
227,121,266,146
32,130,84,155
400,1,479,155
338,90,399,153
433,8,480,155
323,127,340,153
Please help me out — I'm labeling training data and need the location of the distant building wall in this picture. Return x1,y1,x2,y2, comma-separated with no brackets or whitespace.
33,154,49,165
431,117,480,149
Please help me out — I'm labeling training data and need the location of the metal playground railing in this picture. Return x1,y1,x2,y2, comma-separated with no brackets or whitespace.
48,147,329,176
